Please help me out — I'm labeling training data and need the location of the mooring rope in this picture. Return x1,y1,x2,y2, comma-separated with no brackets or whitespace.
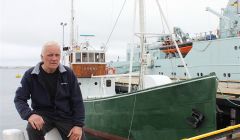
105,0,128,51
127,94,137,139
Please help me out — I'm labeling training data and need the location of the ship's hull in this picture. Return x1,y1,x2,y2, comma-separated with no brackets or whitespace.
83,73,217,140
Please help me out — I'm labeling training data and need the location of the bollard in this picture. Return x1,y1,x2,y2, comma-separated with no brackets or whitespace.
2,129,25,140
45,128,62,140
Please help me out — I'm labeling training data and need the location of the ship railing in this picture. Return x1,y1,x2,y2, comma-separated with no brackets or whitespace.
182,124,240,140
192,27,240,41
192,30,218,41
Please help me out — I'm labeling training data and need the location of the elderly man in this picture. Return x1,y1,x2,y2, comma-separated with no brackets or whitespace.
14,41,85,140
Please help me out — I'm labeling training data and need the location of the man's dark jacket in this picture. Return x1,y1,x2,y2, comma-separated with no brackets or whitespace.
14,62,85,127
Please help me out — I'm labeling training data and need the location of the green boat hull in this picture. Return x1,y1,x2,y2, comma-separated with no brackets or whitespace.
83,73,217,140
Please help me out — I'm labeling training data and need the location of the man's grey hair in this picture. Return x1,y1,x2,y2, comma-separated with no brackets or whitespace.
41,41,61,56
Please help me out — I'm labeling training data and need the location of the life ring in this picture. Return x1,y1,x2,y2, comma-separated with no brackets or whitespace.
106,67,116,74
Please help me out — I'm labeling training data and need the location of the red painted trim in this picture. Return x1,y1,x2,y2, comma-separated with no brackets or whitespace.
83,127,128,140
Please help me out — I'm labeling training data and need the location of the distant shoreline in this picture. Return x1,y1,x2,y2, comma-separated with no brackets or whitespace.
0,66,31,69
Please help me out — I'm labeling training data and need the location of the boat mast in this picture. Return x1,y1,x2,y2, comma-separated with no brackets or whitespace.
70,0,75,49
138,0,146,90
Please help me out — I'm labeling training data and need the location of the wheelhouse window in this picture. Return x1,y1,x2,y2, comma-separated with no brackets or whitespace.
76,53,81,62
82,53,88,62
100,53,105,62
95,53,99,62
69,53,73,63
89,53,94,62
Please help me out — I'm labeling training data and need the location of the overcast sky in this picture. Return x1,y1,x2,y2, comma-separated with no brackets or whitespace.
0,0,227,66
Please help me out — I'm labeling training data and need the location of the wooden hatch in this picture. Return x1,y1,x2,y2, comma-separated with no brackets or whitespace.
72,63,106,78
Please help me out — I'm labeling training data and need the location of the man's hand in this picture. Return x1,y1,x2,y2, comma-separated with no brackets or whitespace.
67,126,83,140
28,114,45,131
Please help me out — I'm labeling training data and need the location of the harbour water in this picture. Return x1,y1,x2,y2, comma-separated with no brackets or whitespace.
0,67,29,140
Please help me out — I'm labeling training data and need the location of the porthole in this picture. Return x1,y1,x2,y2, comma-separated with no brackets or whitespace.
184,73,186,76
223,73,226,77
228,73,231,77
200,73,203,76
94,82,98,85
234,46,238,50
197,73,199,76
78,82,81,85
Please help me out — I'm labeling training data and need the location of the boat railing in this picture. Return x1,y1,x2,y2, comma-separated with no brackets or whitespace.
182,124,240,140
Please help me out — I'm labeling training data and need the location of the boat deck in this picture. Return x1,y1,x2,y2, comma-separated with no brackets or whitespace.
116,76,139,85
116,77,240,95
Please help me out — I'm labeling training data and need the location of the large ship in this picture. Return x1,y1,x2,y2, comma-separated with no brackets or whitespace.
111,0,240,84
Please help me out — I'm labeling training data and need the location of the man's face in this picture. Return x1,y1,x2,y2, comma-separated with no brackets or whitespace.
41,45,61,72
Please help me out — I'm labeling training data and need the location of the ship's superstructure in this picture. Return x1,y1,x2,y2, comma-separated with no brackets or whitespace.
67,40,117,98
